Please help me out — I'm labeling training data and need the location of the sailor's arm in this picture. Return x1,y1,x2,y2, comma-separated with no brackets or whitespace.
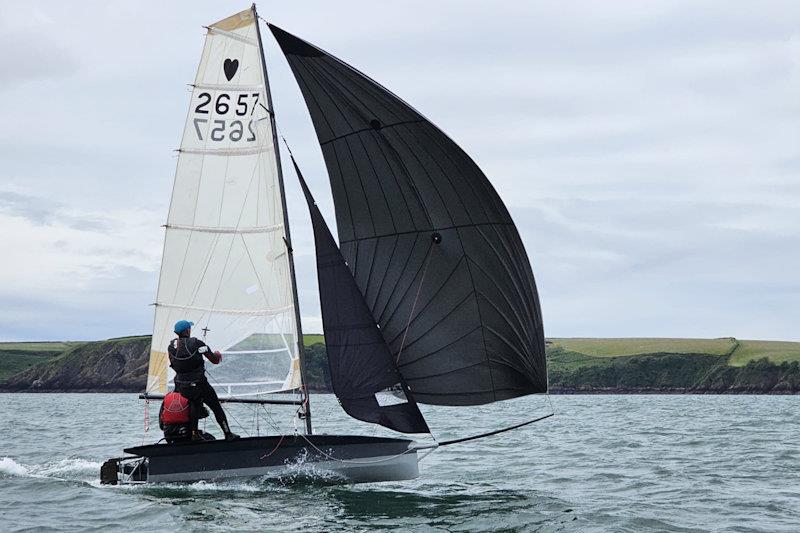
197,341,222,364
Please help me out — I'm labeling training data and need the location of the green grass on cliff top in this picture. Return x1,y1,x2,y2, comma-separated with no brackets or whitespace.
728,340,800,367
550,338,737,357
0,341,80,381
550,337,800,366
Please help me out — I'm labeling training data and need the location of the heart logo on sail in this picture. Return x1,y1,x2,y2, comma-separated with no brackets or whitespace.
223,59,239,81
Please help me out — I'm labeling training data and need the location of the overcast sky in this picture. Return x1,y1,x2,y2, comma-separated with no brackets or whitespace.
1,1,798,342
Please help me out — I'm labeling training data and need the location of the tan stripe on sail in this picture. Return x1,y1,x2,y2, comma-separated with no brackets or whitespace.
209,8,254,32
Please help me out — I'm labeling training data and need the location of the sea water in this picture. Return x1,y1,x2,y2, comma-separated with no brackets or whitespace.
0,393,798,532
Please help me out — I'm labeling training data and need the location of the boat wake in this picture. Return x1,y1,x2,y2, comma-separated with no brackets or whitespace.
0,456,102,481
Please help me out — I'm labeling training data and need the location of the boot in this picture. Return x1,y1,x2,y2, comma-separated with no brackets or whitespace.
221,421,240,441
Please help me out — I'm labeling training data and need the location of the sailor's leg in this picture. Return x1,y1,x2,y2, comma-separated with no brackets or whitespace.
199,381,239,440
177,383,201,438
188,399,201,435
198,381,226,427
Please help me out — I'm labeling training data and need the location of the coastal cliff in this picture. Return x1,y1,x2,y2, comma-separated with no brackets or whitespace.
1,336,798,394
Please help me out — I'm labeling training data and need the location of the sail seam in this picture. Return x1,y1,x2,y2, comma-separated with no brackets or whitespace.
391,288,475,356
292,63,358,240
416,123,497,223
299,60,375,239
315,50,409,123
402,359,486,380
208,26,257,45
355,134,399,239
476,224,544,362
473,225,539,346
319,119,425,146
376,234,426,327
309,57,434,229
369,234,399,321
367,132,427,232
386,256,467,347
458,234,496,402
342,138,379,241
397,323,482,368
308,58,435,232
470,227,537,347
339,221,515,244
385,126,458,227
395,123,474,225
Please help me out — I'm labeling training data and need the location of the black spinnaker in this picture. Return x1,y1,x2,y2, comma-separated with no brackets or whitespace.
270,25,547,406
290,152,429,434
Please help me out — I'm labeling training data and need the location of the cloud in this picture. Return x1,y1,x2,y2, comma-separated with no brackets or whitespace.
0,4,79,86
0,189,163,340
0,0,798,342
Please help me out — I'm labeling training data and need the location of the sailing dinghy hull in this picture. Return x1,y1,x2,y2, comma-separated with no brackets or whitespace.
101,435,421,485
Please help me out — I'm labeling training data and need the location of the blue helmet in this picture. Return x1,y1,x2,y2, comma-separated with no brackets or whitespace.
174,320,194,334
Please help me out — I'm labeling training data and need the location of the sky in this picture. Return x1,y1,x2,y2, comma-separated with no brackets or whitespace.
0,1,798,342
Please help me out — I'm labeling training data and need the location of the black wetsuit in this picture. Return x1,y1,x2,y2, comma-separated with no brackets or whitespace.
167,336,229,435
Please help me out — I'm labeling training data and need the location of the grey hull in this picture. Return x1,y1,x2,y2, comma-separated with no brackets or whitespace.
104,434,420,485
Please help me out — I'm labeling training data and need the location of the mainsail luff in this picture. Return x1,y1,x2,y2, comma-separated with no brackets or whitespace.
251,4,311,434
268,25,547,406
145,9,302,400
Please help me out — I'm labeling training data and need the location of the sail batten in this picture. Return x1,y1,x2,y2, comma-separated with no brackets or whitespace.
178,146,271,156
207,27,258,45
270,24,547,406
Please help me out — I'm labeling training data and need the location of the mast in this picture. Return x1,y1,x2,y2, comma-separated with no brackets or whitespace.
252,4,312,434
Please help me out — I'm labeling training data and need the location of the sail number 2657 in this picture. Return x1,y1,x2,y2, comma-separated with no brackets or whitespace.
192,92,261,142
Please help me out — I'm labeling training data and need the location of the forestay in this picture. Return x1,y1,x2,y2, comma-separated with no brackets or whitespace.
146,9,300,398
269,25,547,406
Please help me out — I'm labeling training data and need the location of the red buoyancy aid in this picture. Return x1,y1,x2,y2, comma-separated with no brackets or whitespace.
160,391,190,425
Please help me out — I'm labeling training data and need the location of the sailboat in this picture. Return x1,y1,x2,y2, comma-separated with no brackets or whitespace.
100,5,548,485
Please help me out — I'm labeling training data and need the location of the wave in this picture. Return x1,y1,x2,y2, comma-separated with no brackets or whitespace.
0,457,29,477
0,456,102,480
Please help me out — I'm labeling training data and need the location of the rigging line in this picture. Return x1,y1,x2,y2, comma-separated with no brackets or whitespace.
260,405,282,433
438,412,555,447
546,393,556,417
259,434,287,459
395,241,435,365
203,372,251,436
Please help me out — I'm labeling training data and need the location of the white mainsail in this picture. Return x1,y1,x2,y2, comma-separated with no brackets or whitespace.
146,8,301,397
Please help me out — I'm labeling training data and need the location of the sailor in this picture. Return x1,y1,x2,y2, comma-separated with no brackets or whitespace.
167,320,239,441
